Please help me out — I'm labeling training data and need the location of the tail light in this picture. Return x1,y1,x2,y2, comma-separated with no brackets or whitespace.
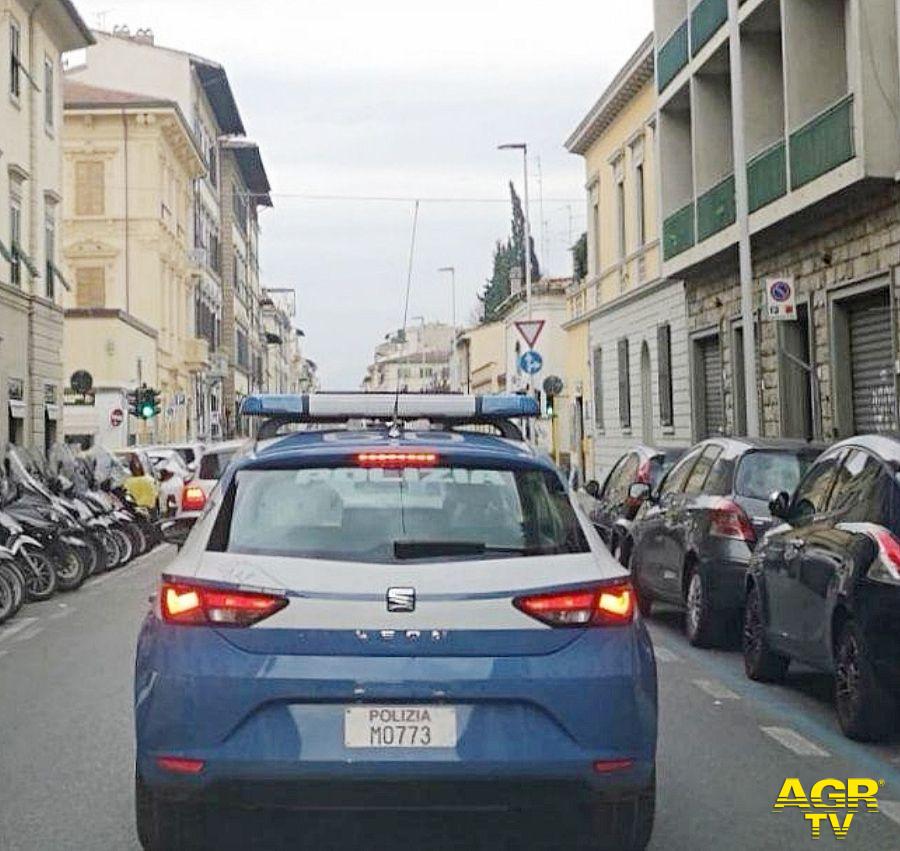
161,580,288,627
513,581,635,627
869,528,900,585
356,452,438,468
709,499,756,544
181,485,206,512
156,756,205,775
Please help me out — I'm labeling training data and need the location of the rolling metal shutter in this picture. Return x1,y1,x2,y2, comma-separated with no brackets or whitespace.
699,335,724,437
849,290,895,433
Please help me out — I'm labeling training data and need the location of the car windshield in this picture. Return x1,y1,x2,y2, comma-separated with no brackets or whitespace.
735,451,818,500
199,449,237,480
215,465,589,562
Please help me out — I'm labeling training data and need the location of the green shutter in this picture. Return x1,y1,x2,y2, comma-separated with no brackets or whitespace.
657,324,673,427
618,338,631,429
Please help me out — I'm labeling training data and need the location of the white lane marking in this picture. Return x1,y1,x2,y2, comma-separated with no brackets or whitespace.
693,679,740,700
654,646,681,663
85,574,116,589
881,801,900,826
761,726,830,757
0,617,38,643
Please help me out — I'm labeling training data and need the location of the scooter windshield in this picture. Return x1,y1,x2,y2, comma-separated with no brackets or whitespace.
85,447,129,489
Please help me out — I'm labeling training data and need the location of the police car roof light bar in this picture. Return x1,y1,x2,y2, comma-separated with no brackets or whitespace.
239,393,539,422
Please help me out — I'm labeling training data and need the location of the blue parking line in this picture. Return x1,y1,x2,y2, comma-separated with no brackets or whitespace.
653,630,900,791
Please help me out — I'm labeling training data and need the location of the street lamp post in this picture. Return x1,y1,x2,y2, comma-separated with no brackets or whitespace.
498,142,532,321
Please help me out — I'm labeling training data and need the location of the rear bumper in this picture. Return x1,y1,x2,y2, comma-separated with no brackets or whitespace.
699,545,751,611
856,582,900,692
135,617,657,806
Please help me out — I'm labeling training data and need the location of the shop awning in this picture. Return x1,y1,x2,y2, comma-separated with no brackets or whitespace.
8,400,26,419
45,404,60,421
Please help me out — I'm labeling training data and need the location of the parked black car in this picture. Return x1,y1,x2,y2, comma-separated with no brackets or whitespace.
585,445,687,563
627,437,824,646
744,434,900,742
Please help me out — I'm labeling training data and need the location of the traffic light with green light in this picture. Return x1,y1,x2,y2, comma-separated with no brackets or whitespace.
139,387,162,420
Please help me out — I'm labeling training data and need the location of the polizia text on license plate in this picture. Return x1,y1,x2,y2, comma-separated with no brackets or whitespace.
344,706,458,749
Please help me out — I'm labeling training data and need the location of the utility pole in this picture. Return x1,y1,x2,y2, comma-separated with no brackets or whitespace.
728,0,760,436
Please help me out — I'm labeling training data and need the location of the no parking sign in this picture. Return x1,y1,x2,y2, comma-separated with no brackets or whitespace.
766,277,796,320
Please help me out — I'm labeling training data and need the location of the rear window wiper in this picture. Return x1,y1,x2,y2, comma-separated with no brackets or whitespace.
392,540,548,559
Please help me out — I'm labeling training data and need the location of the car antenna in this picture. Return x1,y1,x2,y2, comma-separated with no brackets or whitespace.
390,199,420,438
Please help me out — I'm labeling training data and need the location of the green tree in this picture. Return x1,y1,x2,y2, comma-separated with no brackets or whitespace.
572,232,587,281
509,181,541,283
480,239,512,322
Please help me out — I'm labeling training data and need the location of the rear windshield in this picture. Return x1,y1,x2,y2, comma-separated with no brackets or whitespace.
213,465,590,563
199,450,237,481
650,450,684,488
735,451,818,500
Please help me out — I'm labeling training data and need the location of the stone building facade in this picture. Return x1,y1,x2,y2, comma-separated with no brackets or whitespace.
684,184,900,442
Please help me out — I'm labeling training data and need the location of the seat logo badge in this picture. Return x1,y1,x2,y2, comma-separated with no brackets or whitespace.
387,587,416,612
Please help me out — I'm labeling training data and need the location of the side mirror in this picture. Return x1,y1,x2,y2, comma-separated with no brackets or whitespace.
628,482,652,503
585,480,601,499
768,490,791,521
160,516,197,549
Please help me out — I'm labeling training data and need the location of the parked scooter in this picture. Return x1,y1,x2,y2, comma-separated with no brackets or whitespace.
3,444,92,591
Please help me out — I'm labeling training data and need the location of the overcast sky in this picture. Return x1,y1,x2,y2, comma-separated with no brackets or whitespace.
74,0,653,388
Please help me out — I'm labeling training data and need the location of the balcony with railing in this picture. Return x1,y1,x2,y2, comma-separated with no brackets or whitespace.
657,20,688,92
691,0,727,56
663,202,695,260
789,95,854,190
697,174,736,241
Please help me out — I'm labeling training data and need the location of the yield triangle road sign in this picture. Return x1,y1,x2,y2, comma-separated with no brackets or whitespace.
514,319,545,349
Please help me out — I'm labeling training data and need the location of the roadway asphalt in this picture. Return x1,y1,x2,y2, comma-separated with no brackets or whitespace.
1,545,899,850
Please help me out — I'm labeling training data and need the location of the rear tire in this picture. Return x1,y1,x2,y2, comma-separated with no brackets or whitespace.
742,584,789,682
684,570,721,648
627,552,654,617
834,621,896,742
53,544,87,591
113,528,134,565
583,769,655,850
1,562,25,615
0,571,15,624
136,774,206,851
20,549,57,601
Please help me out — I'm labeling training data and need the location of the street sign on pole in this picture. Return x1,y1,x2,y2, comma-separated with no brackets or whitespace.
766,277,797,320
519,350,543,375
514,320,545,349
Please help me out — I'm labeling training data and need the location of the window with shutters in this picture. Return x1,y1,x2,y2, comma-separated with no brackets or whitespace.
44,57,54,130
75,267,105,307
657,323,673,427
592,347,604,430
9,198,21,286
9,20,20,99
75,162,105,216
618,338,631,429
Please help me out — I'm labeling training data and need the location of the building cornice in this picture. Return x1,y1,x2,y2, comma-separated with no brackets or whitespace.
565,34,655,156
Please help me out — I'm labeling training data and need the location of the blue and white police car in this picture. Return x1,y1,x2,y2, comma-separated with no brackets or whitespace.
135,394,658,850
